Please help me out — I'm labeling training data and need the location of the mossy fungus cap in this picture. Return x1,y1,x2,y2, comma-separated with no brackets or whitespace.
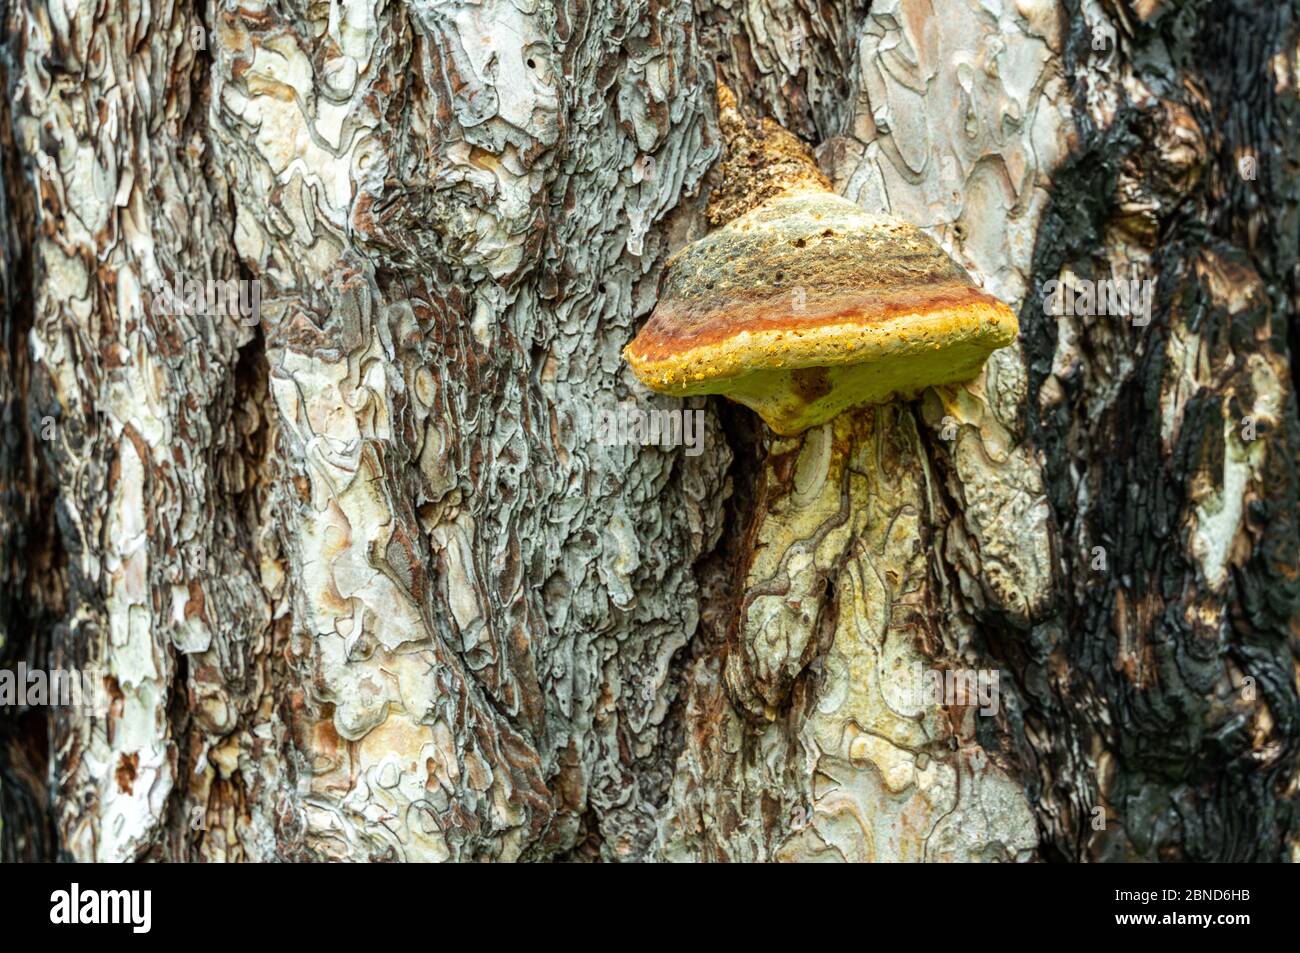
623,84,1018,436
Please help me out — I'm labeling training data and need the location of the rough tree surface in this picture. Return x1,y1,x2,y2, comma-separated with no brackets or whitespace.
1,0,1298,862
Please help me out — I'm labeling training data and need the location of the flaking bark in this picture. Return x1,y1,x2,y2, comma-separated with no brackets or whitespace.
1,0,1297,862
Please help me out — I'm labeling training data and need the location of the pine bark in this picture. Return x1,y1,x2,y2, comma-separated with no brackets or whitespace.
2,0,1297,862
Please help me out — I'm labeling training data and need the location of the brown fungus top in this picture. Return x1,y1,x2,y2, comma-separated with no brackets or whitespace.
707,83,832,227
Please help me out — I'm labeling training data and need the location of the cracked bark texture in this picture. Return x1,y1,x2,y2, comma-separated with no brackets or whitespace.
2,0,1298,862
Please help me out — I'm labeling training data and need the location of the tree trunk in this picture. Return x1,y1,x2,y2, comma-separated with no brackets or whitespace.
2,0,1297,862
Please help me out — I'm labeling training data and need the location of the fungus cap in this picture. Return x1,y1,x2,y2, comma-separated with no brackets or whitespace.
624,190,1019,435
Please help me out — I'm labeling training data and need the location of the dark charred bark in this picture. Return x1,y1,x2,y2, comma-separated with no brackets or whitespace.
1014,0,1300,862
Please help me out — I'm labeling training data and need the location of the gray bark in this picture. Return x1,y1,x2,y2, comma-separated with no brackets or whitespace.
1,0,1297,862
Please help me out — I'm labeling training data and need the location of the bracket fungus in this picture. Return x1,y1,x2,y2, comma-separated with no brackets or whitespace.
625,85,1018,436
